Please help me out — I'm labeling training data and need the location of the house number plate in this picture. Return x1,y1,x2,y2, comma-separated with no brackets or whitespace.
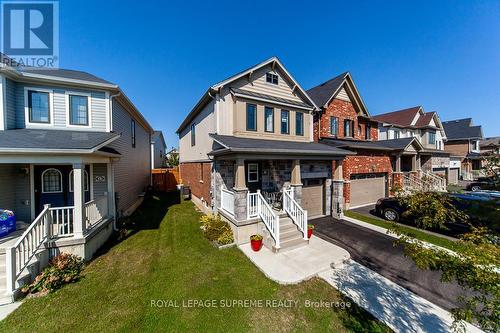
95,176,106,182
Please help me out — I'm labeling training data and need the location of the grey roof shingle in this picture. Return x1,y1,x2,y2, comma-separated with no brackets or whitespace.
231,88,312,108
320,138,395,151
306,72,348,107
442,118,483,140
209,134,353,156
19,67,114,85
376,137,416,150
0,129,120,150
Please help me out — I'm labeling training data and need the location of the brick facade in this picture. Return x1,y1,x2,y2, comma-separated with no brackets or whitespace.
179,162,212,205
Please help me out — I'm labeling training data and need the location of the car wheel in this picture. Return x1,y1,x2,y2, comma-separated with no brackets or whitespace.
383,208,399,222
471,185,481,192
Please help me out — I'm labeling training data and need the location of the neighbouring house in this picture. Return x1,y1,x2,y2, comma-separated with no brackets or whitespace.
480,136,500,155
307,74,446,208
0,57,153,301
151,130,167,168
165,147,179,167
177,57,353,251
442,118,484,181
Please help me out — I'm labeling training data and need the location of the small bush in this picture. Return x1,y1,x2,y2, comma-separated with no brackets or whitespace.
200,214,234,245
250,234,263,241
22,253,84,294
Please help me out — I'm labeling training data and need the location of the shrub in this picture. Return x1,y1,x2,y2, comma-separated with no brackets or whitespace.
250,234,263,241
22,253,84,294
200,214,234,245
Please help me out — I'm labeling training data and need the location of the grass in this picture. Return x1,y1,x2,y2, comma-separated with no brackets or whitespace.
345,210,460,252
0,194,391,333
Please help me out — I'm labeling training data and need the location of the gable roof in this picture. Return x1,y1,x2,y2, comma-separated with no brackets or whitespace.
372,106,422,127
306,72,369,116
176,57,317,133
481,137,500,148
19,67,114,85
442,118,483,140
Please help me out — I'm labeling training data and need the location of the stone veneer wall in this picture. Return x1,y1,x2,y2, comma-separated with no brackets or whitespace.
213,160,235,211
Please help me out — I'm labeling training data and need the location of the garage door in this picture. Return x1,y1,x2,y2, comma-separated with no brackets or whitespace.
448,168,459,185
301,178,324,217
350,173,386,207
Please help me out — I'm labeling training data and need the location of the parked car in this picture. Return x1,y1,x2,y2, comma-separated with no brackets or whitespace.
466,176,498,191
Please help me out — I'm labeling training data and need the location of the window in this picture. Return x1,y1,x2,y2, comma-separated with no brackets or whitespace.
393,130,400,139
344,119,353,137
131,120,136,147
28,90,50,123
281,110,289,134
266,72,278,85
69,95,89,126
41,169,62,193
190,123,196,146
247,163,259,182
295,112,304,136
429,132,436,145
246,103,257,131
264,107,274,132
473,140,479,151
69,170,90,192
357,124,362,137
330,117,338,136
365,124,371,140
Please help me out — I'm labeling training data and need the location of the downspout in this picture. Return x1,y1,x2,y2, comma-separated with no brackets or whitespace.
109,91,121,231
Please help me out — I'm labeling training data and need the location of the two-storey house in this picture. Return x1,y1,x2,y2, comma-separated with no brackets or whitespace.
0,57,153,300
442,118,484,181
151,130,167,168
177,57,352,251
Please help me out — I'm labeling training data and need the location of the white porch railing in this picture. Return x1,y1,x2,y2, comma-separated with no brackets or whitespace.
85,196,108,230
421,171,447,192
5,204,52,292
50,206,74,237
220,189,235,217
283,188,308,240
402,173,424,191
248,190,280,248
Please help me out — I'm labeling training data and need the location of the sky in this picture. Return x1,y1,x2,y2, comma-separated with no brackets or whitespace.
57,0,500,147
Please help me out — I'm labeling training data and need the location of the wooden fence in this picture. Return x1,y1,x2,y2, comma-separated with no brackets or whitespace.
152,168,180,192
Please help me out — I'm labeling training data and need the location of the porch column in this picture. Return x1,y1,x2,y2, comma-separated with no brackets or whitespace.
290,159,302,204
332,160,344,219
411,155,417,171
73,163,86,238
106,162,116,219
395,154,401,172
233,158,248,221
392,154,403,194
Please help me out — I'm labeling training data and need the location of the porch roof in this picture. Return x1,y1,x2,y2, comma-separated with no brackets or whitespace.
320,138,395,151
0,129,120,154
209,134,354,157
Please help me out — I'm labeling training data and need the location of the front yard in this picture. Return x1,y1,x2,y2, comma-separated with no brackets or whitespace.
0,194,390,333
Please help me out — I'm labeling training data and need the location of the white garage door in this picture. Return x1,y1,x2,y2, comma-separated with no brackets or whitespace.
301,178,324,217
350,173,386,208
448,168,459,185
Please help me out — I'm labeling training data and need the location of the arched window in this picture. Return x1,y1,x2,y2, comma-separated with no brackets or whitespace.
69,170,89,192
42,168,62,193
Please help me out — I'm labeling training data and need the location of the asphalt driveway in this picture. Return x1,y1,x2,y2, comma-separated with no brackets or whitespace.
310,216,469,311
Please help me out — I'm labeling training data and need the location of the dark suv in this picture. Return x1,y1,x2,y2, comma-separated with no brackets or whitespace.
466,176,498,191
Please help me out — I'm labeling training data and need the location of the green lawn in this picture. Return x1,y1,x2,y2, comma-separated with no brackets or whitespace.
345,210,459,251
0,194,390,333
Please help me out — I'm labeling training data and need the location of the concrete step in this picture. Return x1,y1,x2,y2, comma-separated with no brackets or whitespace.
280,230,302,242
0,293,13,306
280,223,297,232
276,237,308,253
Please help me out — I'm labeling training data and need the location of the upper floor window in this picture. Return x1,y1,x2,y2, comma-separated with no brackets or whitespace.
69,95,89,126
246,103,257,131
28,90,50,123
330,117,338,136
190,123,196,146
393,130,400,139
264,107,274,132
266,72,278,85
131,119,136,148
344,119,354,137
357,124,362,137
472,140,479,151
429,132,436,145
365,124,371,140
281,110,289,134
295,112,304,136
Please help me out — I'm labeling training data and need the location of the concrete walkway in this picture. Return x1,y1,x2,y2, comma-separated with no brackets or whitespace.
0,301,22,321
239,235,349,284
319,261,483,333
239,235,483,333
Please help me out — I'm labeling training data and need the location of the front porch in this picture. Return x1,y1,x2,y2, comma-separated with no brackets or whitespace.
0,159,116,298
392,153,447,192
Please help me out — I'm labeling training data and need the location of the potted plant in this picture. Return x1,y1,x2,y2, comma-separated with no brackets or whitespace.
250,234,263,252
307,225,314,239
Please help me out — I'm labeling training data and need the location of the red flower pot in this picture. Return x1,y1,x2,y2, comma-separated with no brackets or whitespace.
251,239,263,252
307,228,313,239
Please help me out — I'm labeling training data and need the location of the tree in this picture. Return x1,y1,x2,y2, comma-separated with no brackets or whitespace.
167,152,179,167
393,190,500,332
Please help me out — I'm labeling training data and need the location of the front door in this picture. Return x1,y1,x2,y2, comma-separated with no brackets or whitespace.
245,161,262,193
34,165,90,215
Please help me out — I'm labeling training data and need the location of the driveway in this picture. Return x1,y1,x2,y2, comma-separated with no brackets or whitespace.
310,216,469,311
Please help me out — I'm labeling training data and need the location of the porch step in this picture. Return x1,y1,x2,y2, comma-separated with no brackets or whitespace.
277,237,309,253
